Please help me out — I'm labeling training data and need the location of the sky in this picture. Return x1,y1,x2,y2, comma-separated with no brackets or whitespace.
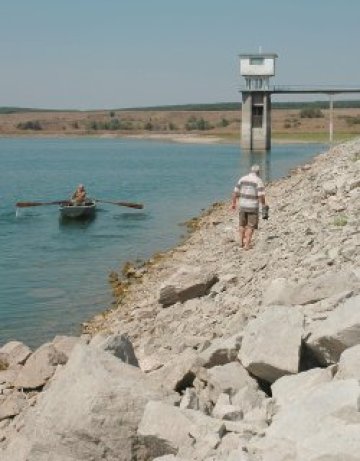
0,0,359,109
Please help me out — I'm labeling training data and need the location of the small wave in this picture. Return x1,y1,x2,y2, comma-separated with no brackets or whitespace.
91,234,125,239
112,212,148,221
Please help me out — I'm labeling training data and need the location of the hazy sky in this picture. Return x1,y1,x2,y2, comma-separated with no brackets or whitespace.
1,0,359,109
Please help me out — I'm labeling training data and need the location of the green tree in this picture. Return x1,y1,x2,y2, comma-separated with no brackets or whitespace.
300,107,324,118
144,120,153,130
17,120,42,130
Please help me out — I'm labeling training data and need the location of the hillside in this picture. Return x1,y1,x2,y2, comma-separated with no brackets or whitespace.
1,103,360,143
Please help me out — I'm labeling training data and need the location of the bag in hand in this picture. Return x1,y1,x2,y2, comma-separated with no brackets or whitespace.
262,205,269,220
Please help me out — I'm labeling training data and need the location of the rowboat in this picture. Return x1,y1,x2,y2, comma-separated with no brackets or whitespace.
59,200,96,219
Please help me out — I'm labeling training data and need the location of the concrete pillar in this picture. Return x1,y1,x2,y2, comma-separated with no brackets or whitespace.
241,92,252,149
241,91,272,151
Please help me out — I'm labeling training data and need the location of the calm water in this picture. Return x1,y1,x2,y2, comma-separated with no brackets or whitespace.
0,138,325,348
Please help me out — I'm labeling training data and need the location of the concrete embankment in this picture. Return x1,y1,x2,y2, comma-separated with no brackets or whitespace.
0,139,359,460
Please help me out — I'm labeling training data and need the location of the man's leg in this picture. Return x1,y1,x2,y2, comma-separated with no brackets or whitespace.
239,226,245,247
244,226,254,250
244,213,258,250
238,211,247,247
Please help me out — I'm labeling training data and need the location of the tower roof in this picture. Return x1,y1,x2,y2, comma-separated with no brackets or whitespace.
239,53,278,58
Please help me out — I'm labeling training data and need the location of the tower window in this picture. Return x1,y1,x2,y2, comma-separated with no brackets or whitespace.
250,57,264,65
252,106,263,128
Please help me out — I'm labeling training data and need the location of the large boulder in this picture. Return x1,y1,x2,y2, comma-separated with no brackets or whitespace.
252,379,360,461
150,348,199,393
239,306,304,383
306,294,360,365
0,341,32,366
137,400,212,458
262,271,359,307
271,367,334,408
197,334,242,369
197,362,259,405
0,392,27,421
138,401,251,460
262,278,296,306
52,336,80,360
293,271,359,306
90,332,139,367
1,343,174,461
159,266,218,307
14,343,67,390
335,344,360,380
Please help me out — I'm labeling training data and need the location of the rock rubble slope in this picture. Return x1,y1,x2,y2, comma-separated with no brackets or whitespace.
0,139,359,460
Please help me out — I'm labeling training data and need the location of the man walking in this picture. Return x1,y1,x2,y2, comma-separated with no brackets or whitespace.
231,164,267,250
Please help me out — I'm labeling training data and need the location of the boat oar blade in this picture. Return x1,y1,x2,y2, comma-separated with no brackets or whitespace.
16,200,70,208
117,201,144,209
96,200,144,209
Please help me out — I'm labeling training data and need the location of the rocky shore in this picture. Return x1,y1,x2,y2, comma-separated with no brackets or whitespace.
0,138,359,460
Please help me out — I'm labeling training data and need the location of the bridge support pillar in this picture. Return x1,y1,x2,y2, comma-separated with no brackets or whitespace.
241,91,272,151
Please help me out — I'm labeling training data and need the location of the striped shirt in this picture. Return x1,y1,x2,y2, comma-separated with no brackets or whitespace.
234,172,265,212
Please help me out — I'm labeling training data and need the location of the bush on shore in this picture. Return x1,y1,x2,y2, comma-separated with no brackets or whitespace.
299,107,324,119
17,120,42,130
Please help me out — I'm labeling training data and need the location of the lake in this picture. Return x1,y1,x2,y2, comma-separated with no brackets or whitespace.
0,137,325,348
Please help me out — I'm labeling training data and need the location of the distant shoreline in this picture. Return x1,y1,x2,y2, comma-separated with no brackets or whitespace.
0,132,325,145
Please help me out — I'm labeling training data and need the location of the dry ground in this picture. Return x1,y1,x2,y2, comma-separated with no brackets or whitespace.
1,107,360,142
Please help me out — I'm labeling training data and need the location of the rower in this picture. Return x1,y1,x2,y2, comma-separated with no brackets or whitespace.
71,184,87,205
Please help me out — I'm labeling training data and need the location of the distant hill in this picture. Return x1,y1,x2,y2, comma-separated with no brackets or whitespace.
121,100,360,111
1,100,360,114
0,107,78,114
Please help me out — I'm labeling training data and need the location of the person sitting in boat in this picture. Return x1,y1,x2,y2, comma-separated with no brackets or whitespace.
71,184,87,205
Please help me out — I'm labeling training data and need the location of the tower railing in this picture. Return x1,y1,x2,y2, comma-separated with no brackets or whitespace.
239,84,360,94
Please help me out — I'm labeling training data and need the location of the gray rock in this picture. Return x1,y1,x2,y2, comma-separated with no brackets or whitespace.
159,266,218,307
179,388,199,410
0,392,27,421
203,362,259,404
212,395,243,421
90,332,139,367
0,341,32,366
266,379,360,445
150,348,199,392
14,343,67,390
52,336,80,360
322,180,337,196
1,343,173,461
239,306,304,383
262,278,296,306
198,334,242,368
138,400,226,459
306,294,360,365
263,271,359,307
271,367,334,408
0,365,22,386
336,344,360,380
231,386,267,415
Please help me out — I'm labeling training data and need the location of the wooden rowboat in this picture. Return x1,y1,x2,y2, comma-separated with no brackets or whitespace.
59,200,96,219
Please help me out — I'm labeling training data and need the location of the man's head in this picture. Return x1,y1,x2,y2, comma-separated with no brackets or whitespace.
78,184,85,191
251,164,260,174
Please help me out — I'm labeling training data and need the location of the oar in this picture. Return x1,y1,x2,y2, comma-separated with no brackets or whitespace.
16,200,70,208
96,199,144,209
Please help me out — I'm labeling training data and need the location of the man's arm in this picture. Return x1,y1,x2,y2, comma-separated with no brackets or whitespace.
257,178,266,206
231,191,239,210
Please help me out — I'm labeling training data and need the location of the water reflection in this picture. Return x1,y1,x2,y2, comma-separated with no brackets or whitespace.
58,214,96,229
241,150,271,183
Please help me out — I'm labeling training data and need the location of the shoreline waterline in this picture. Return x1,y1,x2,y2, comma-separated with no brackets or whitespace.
0,131,327,145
